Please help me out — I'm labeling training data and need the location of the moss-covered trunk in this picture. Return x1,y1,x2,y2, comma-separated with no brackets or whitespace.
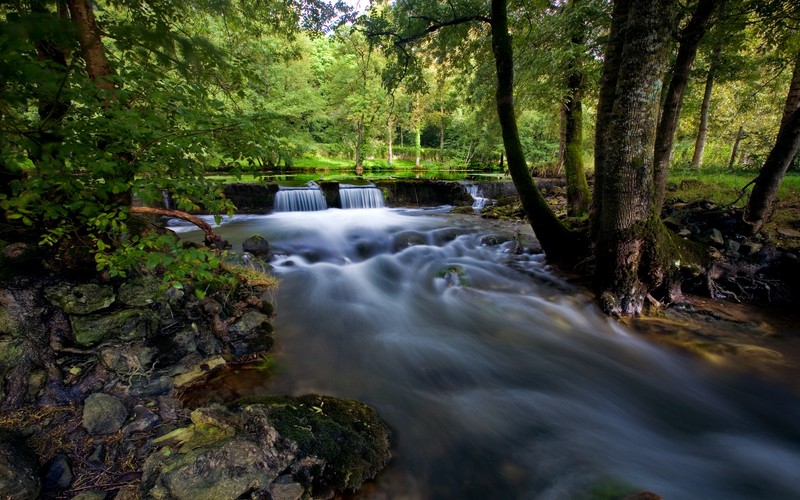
593,0,678,315
490,0,578,261
563,0,590,217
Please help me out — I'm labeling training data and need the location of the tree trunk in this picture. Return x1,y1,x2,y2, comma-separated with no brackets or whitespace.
67,0,114,94
557,103,567,174
387,117,394,166
490,0,578,260
744,52,800,234
591,0,631,237
653,0,723,212
691,45,721,169
414,124,421,167
439,109,445,163
594,0,677,316
728,124,744,169
563,0,590,217
355,114,364,169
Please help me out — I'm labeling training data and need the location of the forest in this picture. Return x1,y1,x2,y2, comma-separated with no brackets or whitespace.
1,0,800,498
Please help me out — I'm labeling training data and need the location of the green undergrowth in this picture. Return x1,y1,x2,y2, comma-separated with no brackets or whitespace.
667,168,800,207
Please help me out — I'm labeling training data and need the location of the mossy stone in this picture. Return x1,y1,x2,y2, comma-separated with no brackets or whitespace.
82,393,128,435
117,275,162,307
45,284,115,314
70,309,159,346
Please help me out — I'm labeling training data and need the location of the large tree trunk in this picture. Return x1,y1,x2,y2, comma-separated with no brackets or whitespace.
744,52,800,234
653,0,723,212
591,0,631,238
690,45,721,169
594,0,678,316
67,0,114,94
563,0,590,217
490,0,578,260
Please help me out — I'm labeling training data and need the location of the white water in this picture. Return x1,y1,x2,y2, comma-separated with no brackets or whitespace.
465,184,489,210
175,209,800,499
274,188,328,212
340,185,385,209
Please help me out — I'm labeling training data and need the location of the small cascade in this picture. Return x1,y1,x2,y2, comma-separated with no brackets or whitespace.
339,185,385,209
465,184,489,210
274,182,328,212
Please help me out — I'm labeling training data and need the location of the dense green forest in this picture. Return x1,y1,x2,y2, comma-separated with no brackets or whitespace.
1,0,799,314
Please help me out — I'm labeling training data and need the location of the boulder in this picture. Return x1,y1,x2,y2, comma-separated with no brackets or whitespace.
82,393,128,435
70,309,159,346
242,235,271,257
45,283,115,314
142,396,391,499
0,430,40,500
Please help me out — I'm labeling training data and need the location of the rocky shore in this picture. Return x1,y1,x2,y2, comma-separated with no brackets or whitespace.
0,253,391,499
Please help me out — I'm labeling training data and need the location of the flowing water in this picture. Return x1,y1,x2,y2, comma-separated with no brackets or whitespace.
172,208,800,499
340,185,386,209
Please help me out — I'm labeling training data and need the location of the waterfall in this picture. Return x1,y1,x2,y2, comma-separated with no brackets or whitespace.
339,185,385,209
274,184,328,212
465,184,489,210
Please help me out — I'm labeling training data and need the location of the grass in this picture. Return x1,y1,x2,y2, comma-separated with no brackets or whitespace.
667,168,800,207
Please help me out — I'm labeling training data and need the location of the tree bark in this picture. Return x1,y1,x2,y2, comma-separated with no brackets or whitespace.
691,45,721,169
653,0,723,212
727,123,744,169
414,124,421,167
591,0,631,238
131,207,227,248
67,0,114,94
439,107,445,163
387,117,394,166
490,0,578,260
744,52,800,234
594,0,677,315
563,0,590,217
355,114,364,169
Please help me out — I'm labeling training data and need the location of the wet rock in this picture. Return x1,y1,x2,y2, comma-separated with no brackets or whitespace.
122,405,161,435
480,234,512,246
172,355,226,388
0,430,40,499
740,241,763,256
677,228,692,237
663,215,683,229
227,311,274,359
70,309,159,346
42,453,73,491
83,393,128,435
142,396,391,499
725,239,741,254
124,374,173,397
392,231,427,251
242,234,271,257
99,344,157,375
117,275,161,307
45,283,115,314
706,228,725,247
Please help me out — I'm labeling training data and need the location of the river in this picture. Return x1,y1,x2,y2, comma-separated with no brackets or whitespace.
171,207,800,499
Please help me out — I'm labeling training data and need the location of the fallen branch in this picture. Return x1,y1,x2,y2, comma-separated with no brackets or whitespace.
130,206,229,248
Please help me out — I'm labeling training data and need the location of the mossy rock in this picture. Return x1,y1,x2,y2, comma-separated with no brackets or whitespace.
45,283,115,314
117,275,162,307
230,394,392,496
70,308,160,346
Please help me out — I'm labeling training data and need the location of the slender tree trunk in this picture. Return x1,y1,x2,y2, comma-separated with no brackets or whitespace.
653,0,723,211
591,0,631,237
594,0,677,316
414,124,421,167
728,124,744,169
67,0,114,94
563,0,590,217
355,115,364,169
387,117,394,166
490,0,577,260
557,103,567,174
439,108,445,163
691,45,721,169
744,52,800,234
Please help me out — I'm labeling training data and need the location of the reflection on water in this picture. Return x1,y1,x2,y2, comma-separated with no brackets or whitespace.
175,209,800,500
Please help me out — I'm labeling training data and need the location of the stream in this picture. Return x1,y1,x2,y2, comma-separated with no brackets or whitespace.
171,208,800,499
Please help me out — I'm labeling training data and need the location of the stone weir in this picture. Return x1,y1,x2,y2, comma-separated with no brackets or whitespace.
220,179,518,213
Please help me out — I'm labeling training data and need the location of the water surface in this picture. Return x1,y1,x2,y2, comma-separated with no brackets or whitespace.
173,208,800,499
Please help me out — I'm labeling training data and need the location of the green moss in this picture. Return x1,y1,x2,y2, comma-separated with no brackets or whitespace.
230,394,391,494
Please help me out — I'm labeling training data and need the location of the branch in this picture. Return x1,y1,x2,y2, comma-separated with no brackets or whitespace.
367,15,491,45
130,206,229,248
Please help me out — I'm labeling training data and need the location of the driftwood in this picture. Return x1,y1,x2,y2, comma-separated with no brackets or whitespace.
130,206,229,248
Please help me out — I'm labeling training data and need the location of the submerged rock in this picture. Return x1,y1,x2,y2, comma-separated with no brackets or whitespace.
242,234,271,257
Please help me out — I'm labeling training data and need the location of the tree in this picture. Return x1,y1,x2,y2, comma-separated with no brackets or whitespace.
744,49,800,233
